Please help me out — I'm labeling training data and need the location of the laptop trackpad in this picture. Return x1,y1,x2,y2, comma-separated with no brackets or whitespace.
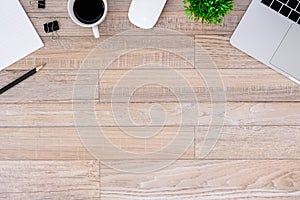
270,24,300,80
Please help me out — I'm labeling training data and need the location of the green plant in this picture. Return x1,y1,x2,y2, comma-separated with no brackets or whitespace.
183,0,234,25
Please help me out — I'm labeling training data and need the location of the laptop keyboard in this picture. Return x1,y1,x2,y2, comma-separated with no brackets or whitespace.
261,0,300,24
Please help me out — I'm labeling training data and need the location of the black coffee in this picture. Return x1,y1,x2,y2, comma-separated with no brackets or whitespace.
73,0,105,24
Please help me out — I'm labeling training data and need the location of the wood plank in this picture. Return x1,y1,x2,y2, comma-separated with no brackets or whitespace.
0,127,194,160
196,126,300,159
0,161,99,200
98,69,300,102
8,36,195,70
7,35,268,71
0,127,92,160
21,0,251,13
0,68,299,103
26,11,244,37
10,34,195,70
0,70,99,103
9,34,261,71
101,160,300,199
2,0,298,198
1,125,298,160
0,102,299,127
1,126,298,160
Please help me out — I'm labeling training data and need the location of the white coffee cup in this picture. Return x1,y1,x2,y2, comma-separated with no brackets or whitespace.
68,0,107,38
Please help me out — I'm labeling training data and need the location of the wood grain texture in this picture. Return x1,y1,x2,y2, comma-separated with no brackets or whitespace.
0,70,99,103
101,160,300,199
98,69,300,102
0,102,299,127
0,0,299,199
24,11,243,37
8,36,194,70
8,35,264,70
2,34,298,103
196,126,300,159
0,127,193,160
0,126,299,160
0,68,299,103
0,161,99,200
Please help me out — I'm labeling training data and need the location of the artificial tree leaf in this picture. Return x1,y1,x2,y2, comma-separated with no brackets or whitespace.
183,0,233,25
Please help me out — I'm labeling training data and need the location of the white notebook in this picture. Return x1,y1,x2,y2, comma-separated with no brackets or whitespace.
0,0,44,70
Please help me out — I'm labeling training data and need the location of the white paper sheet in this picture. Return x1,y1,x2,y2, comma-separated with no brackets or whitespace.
0,0,44,70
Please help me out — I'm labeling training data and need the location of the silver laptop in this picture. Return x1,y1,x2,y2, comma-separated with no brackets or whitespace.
230,0,300,84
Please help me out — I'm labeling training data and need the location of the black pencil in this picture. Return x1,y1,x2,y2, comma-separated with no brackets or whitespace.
0,64,45,95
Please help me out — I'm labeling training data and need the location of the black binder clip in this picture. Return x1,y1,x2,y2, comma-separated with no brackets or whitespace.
44,20,60,40
30,0,45,8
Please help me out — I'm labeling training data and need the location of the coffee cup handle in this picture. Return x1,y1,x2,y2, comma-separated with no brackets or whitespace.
92,26,100,38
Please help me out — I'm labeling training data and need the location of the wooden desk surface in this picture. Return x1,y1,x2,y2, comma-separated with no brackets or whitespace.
0,0,300,199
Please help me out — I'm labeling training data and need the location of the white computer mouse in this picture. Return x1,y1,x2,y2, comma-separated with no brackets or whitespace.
128,0,167,29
